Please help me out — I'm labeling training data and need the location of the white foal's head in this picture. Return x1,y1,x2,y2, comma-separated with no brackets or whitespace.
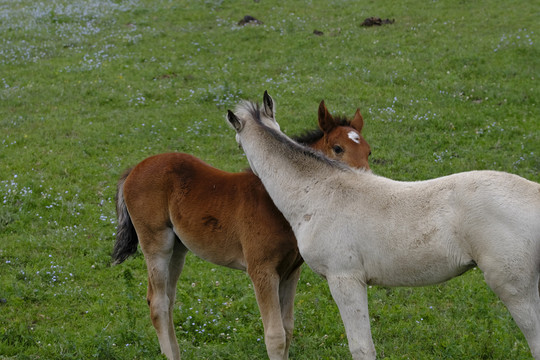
227,91,282,173
227,91,282,176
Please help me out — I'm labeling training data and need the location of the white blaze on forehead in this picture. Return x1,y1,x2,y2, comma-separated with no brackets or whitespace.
348,131,360,144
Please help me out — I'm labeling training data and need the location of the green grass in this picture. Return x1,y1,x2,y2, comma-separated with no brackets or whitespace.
1,0,538,358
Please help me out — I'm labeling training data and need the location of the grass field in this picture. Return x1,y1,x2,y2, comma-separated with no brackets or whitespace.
1,0,539,359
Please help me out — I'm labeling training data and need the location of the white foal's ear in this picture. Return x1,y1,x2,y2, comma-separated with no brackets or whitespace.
263,90,275,118
226,110,243,132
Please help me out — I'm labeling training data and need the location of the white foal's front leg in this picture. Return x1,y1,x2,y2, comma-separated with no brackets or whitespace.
327,274,376,360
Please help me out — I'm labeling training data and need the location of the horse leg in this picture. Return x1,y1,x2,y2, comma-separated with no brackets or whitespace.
164,238,188,358
142,229,187,360
480,259,540,359
249,268,287,360
278,267,301,357
326,274,376,360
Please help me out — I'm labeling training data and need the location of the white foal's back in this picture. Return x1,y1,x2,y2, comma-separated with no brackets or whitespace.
296,169,540,287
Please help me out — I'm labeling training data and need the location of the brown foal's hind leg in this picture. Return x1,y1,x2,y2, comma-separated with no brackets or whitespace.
142,228,187,360
164,238,188,359
279,267,301,357
249,268,288,360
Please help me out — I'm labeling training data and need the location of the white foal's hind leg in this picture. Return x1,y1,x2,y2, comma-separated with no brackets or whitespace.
327,274,376,360
142,228,186,360
480,258,540,359
249,269,288,360
279,267,301,357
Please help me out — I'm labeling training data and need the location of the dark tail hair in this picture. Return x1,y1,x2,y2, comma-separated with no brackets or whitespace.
112,168,139,265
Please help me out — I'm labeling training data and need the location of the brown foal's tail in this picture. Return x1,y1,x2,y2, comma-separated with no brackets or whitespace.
112,168,139,265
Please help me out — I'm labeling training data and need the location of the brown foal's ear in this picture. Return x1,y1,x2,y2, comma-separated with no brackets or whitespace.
350,108,364,133
226,110,243,132
263,90,275,118
318,100,336,134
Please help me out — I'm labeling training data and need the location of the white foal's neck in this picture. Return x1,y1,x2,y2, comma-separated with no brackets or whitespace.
230,101,351,223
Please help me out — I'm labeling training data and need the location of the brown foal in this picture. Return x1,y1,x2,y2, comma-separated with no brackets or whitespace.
113,93,371,359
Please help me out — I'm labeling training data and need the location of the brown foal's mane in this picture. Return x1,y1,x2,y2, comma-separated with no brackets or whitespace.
291,115,353,146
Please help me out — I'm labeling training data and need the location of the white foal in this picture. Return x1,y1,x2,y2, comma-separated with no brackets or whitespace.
227,99,540,359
